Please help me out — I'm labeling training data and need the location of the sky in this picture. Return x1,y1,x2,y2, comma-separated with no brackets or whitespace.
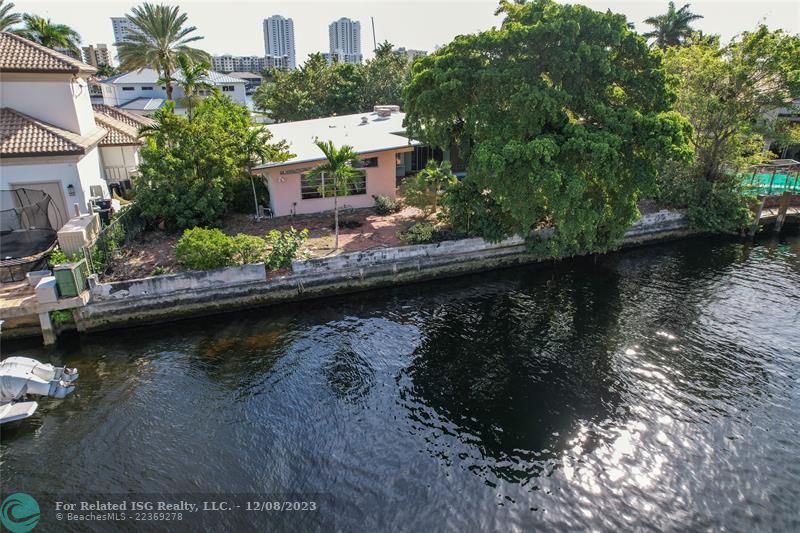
10,0,800,64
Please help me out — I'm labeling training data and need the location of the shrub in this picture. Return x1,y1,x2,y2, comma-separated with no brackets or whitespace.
373,194,400,215
175,228,234,270
401,222,436,244
48,248,79,267
231,233,267,264
264,227,309,270
50,310,73,326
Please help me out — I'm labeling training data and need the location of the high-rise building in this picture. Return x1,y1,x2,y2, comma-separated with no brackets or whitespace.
328,17,362,64
82,44,112,67
111,17,136,44
212,55,290,74
263,15,296,70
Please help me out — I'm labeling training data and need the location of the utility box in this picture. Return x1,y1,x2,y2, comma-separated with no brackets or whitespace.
35,276,59,304
53,259,89,298
57,214,100,257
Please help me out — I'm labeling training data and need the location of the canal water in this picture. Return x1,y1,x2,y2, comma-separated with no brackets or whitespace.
2,234,799,531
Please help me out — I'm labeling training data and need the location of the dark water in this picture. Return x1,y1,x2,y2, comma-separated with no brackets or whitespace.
2,234,800,531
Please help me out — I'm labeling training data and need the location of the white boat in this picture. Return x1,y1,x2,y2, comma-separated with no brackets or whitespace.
0,356,79,424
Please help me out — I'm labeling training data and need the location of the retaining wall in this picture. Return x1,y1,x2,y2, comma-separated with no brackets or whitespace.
73,210,692,333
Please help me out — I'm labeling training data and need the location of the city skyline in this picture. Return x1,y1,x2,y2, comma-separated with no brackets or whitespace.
8,0,799,67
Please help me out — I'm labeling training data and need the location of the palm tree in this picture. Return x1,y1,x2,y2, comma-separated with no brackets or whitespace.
159,55,215,118
306,140,363,250
117,3,210,102
0,0,21,32
95,63,117,78
643,2,704,49
15,14,81,55
417,160,457,213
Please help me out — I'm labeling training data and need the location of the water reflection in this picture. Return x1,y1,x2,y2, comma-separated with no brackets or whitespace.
2,234,799,531
401,260,626,484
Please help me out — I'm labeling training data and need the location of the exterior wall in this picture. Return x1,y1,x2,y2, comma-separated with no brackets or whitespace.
75,148,109,202
1,157,82,222
99,145,139,170
1,73,98,135
257,150,401,217
101,81,247,107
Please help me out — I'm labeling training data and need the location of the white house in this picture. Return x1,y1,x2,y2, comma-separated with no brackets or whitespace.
92,104,154,191
0,32,110,225
99,68,247,115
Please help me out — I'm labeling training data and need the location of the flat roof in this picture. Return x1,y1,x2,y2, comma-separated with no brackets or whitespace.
255,111,419,169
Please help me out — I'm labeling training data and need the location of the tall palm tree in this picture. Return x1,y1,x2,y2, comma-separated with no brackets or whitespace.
306,140,363,250
15,14,81,55
159,55,215,118
643,2,704,49
0,0,21,32
116,3,210,102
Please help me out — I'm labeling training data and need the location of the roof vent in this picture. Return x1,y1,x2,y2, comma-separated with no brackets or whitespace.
373,104,400,117
360,116,369,125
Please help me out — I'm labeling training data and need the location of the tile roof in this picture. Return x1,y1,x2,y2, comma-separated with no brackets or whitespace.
0,31,96,74
0,108,106,157
101,68,246,85
92,104,155,145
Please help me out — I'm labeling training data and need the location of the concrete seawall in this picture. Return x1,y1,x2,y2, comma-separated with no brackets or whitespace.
71,210,693,333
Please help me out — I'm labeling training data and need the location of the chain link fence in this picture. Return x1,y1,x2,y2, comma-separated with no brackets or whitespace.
82,204,145,275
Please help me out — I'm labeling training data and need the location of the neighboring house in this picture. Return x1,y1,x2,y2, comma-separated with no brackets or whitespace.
252,106,422,217
228,71,262,93
92,104,155,191
99,68,247,115
0,32,110,226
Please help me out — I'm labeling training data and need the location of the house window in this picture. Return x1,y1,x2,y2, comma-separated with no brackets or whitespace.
222,85,235,92
122,86,134,91
141,86,153,91
354,157,378,168
300,171,367,200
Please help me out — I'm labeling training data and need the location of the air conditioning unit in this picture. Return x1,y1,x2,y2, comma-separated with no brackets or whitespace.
57,213,100,257
53,259,89,298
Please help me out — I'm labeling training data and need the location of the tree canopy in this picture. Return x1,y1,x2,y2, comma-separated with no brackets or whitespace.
404,0,691,255
134,96,291,229
0,0,21,32
254,43,412,123
643,2,704,49
664,25,800,181
15,14,81,54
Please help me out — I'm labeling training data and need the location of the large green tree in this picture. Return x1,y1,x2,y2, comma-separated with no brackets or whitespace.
135,97,290,229
0,0,20,32
254,54,366,122
664,26,800,181
254,45,411,122
404,0,691,255
16,14,81,55
117,3,210,101
643,2,704,49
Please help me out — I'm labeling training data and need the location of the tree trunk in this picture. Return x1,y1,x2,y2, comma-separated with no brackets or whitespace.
250,168,260,218
165,67,173,101
333,174,339,250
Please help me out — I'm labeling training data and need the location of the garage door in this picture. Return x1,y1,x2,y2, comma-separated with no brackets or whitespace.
10,181,68,230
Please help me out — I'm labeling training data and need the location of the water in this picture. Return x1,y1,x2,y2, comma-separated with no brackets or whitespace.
2,234,799,531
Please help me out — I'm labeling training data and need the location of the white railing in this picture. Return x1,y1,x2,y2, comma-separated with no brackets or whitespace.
103,167,138,183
